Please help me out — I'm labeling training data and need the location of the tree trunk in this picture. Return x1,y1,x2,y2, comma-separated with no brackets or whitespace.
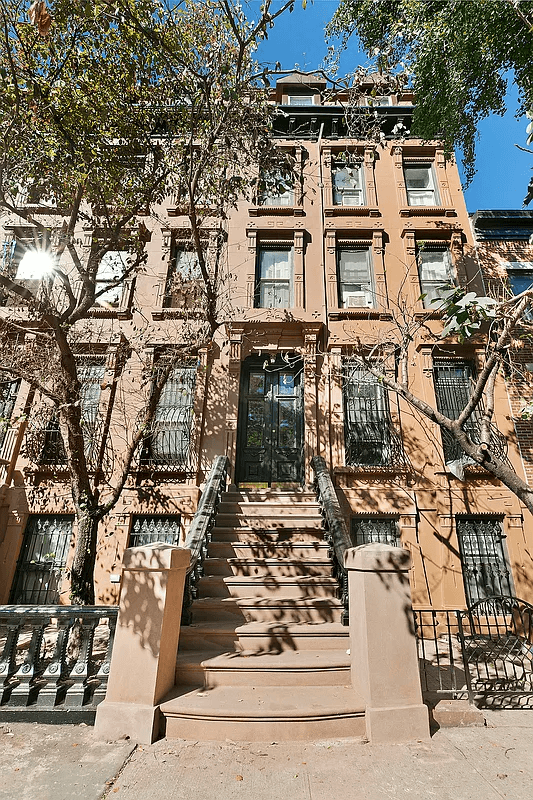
69,510,100,605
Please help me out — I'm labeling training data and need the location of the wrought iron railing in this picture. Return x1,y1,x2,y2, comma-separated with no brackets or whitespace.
0,606,118,714
181,455,229,624
414,596,533,708
311,455,352,625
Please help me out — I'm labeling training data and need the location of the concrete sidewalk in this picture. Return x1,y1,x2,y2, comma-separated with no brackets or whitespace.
2,711,533,800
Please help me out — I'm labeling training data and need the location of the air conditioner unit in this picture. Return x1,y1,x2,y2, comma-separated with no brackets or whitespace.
345,292,371,308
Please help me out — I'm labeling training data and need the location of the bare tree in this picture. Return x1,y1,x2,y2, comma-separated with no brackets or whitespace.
0,0,294,603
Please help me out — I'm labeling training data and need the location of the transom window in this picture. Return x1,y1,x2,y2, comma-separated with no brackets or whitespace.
256,245,293,309
404,165,439,206
418,246,453,308
333,162,365,206
337,248,375,308
456,517,513,605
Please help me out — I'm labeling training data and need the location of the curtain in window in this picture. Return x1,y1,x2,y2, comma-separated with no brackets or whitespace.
337,249,374,307
257,247,293,308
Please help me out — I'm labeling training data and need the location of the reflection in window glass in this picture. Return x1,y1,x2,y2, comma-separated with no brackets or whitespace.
278,373,295,395
249,373,265,395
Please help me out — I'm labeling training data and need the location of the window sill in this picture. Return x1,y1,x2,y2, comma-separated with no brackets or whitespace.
335,465,411,478
399,206,456,218
324,206,380,217
152,308,206,320
329,309,392,320
248,206,305,217
86,306,132,320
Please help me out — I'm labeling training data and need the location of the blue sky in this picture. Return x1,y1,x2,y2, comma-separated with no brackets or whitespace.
253,0,531,213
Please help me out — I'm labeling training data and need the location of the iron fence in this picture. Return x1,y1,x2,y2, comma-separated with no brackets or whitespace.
0,605,118,717
414,597,533,708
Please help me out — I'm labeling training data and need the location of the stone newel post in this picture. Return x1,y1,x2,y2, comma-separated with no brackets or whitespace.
344,543,430,743
95,544,190,744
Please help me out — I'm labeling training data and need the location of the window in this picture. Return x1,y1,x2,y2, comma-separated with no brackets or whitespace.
337,248,375,308
343,361,393,466
287,94,314,106
404,165,439,206
433,360,481,465
1,229,51,283
256,245,293,309
258,170,293,207
456,518,513,604
418,246,453,307
0,379,19,450
42,360,105,466
364,95,392,106
129,515,181,547
505,262,533,319
163,247,203,309
95,250,129,308
10,515,74,604
333,162,365,206
142,363,196,469
351,517,400,547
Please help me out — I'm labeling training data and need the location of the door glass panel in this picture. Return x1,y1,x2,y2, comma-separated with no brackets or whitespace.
246,400,265,447
277,399,297,447
278,373,295,395
249,373,265,395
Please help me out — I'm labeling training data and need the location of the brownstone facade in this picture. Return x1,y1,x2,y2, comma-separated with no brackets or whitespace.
1,74,532,611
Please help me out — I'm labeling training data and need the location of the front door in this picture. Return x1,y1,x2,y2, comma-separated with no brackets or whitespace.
236,357,303,486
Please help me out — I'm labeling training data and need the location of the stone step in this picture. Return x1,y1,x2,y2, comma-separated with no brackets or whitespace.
210,527,324,543
161,685,365,742
235,622,349,652
217,501,322,516
213,514,324,529
235,596,343,624
178,621,239,653
207,541,331,559
198,575,339,600
203,558,333,578
221,491,317,503
175,649,351,688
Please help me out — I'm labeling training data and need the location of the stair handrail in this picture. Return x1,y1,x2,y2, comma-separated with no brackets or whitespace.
311,455,352,625
181,454,229,624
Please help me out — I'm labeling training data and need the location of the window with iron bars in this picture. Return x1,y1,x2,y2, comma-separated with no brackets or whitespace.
10,515,74,604
433,360,481,465
140,362,197,470
456,517,513,605
129,515,182,547
343,361,396,467
351,517,400,547
41,360,105,466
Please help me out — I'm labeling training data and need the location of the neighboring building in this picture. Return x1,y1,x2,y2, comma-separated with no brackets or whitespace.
472,209,533,486
0,73,531,616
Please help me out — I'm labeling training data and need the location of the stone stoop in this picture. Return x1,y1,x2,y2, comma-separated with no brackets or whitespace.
160,490,365,741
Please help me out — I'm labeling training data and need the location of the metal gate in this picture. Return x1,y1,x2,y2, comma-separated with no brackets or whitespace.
415,596,533,709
